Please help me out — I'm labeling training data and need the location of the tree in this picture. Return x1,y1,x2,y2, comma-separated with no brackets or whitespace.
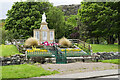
107,2,120,45
5,30,16,44
46,7,65,39
0,28,7,44
61,15,78,39
64,21,74,38
0,20,6,44
0,28,16,44
66,15,78,27
78,2,119,44
4,1,53,39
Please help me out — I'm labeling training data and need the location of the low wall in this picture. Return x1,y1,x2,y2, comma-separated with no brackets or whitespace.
1,52,119,66
1,54,26,66
92,52,120,60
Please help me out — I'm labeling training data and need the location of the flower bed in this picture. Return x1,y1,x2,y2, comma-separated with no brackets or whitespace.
60,48,82,52
57,45,89,57
26,41,59,53
26,49,48,52
26,49,53,57
39,41,59,46
26,41,90,57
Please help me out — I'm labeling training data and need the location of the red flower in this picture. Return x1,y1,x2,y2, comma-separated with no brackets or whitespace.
44,41,49,46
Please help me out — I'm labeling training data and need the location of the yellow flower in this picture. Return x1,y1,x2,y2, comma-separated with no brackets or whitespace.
61,49,65,51
35,49,41,51
66,49,70,51
44,50,48,52
29,50,31,52
26,50,29,52
39,50,42,52
43,50,45,52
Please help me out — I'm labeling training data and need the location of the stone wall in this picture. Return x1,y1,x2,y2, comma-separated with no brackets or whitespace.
1,54,26,66
15,44,26,54
1,54,47,66
1,52,119,66
92,52,120,60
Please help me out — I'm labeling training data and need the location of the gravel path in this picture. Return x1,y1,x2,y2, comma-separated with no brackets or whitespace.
39,62,118,74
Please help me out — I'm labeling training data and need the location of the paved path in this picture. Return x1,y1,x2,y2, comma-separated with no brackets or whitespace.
39,69,119,78
20,69,120,80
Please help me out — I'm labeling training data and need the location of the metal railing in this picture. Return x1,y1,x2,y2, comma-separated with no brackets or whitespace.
55,39,92,54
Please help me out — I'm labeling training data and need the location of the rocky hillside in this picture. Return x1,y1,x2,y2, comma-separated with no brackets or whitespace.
56,4,81,16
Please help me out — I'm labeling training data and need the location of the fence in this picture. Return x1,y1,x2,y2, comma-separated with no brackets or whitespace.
26,48,91,58
26,47,91,64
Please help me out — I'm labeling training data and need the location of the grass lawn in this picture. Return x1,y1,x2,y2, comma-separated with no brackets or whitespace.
2,64,59,79
0,45,21,57
100,59,120,64
91,44,119,53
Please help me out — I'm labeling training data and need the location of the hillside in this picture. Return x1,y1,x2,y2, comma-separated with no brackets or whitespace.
56,4,81,16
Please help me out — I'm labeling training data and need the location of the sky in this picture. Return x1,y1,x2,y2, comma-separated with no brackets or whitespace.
0,0,82,19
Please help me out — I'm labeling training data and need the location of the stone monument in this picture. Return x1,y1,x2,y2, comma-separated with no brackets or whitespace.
42,12,46,23
33,12,55,43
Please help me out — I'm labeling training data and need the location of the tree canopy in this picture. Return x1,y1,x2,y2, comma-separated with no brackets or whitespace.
78,2,120,44
4,1,53,39
4,1,120,45
46,7,65,39
4,1,67,39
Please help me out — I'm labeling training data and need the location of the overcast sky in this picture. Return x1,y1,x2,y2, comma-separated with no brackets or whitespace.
0,0,82,19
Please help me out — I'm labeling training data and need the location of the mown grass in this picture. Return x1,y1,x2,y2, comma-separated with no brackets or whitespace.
91,44,119,53
0,45,21,57
99,59,120,64
2,64,59,79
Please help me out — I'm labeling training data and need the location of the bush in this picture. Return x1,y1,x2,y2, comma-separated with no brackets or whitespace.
59,37,72,48
24,37,38,47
